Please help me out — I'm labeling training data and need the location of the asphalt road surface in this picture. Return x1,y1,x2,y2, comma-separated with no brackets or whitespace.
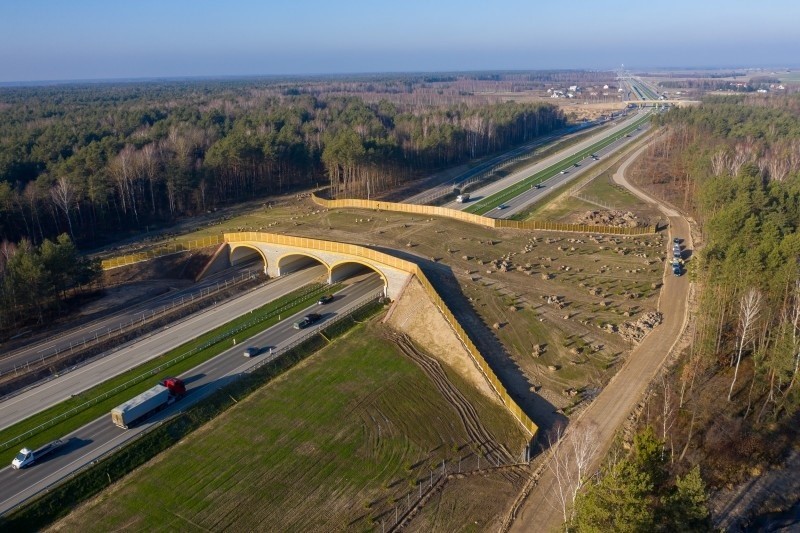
0,265,329,431
489,121,652,220
510,139,691,532
440,111,649,212
0,259,263,375
402,121,600,205
0,274,383,516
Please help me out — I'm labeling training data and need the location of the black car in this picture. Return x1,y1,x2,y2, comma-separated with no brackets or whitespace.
243,346,260,358
293,313,322,329
317,295,334,305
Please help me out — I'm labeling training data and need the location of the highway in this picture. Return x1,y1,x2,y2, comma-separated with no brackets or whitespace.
0,265,328,431
0,259,263,377
0,273,384,516
441,110,652,215
402,120,605,205
489,119,652,219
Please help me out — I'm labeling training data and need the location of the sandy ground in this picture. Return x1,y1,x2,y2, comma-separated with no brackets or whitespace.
406,469,527,532
386,277,499,404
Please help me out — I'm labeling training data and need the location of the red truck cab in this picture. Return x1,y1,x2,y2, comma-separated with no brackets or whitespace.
161,377,186,398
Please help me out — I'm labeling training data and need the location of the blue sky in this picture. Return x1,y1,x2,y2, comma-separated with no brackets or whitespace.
1,0,798,82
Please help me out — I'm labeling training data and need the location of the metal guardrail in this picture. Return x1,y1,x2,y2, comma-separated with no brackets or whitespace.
247,289,384,374
0,283,333,453
1,270,261,379
100,235,225,270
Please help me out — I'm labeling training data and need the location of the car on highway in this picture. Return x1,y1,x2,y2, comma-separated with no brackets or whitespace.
317,294,334,305
534,184,545,189
496,204,508,210
560,170,567,174
243,346,260,358
573,163,580,167
293,313,322,329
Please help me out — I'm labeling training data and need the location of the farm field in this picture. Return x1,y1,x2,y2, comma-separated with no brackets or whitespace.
51,322,527,532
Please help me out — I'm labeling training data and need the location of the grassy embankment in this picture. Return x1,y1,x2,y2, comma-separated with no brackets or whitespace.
13,319,526,532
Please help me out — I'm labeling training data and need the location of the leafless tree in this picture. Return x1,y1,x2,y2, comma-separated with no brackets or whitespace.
729,288,762,401
785,280,800,394
546,421,600,528
50,176,77,240
710,149,730,176
660,375,676,461
729,139,757,176
766,153,790,183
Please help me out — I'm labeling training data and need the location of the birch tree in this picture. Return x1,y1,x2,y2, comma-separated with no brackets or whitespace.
546,422,600,527
729,288,762,401
49,177,77,241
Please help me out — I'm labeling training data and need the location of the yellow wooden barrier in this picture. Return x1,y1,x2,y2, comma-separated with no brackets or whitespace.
312,193,656,236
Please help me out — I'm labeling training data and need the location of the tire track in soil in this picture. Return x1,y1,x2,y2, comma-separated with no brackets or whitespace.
385,332,520,483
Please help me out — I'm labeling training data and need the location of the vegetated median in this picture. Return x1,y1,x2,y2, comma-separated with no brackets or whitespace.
464,112,652,215
508,129,656,222
0,281,339,461
429,122,613,207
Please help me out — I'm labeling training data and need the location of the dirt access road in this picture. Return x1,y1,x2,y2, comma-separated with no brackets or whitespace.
510,139,692,532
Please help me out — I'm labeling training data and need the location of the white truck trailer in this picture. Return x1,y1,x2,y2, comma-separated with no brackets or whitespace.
111,377,186,429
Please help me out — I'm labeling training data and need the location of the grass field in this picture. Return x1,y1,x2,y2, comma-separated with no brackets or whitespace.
778,71,800,83
529,170,644,222
52,322,527,532
0,282,335,460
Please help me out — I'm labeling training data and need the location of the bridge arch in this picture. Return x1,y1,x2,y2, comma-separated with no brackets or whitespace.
329,259,388,295
276,252,329,276
230,243,268,273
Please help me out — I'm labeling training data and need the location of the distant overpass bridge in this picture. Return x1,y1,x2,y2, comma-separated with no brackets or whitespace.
624,100,700,107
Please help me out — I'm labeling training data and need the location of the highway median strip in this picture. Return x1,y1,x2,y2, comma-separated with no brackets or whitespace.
463,113,652,215
0,281,341,460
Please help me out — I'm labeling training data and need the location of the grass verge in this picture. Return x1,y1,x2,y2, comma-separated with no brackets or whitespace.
0,282,339,460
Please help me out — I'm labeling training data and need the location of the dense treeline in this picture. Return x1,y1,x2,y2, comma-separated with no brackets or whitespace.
0,78,566,245
667,97,800,419
658,79,781,92
0,234,101,330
